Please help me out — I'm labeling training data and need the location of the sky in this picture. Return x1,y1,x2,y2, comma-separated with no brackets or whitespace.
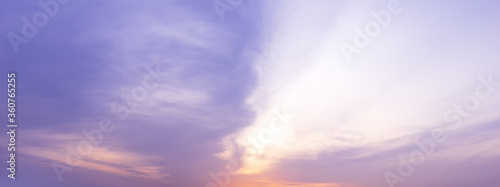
1,0,500,187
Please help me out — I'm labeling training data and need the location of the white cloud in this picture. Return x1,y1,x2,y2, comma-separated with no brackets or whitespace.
221,0,500,176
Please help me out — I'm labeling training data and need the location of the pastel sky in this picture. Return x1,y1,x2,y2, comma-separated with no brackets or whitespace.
1,0,500,187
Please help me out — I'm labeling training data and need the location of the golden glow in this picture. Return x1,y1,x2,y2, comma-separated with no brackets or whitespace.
21,130,168,182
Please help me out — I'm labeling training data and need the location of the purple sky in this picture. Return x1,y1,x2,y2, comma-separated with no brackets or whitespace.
1,0,500,187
